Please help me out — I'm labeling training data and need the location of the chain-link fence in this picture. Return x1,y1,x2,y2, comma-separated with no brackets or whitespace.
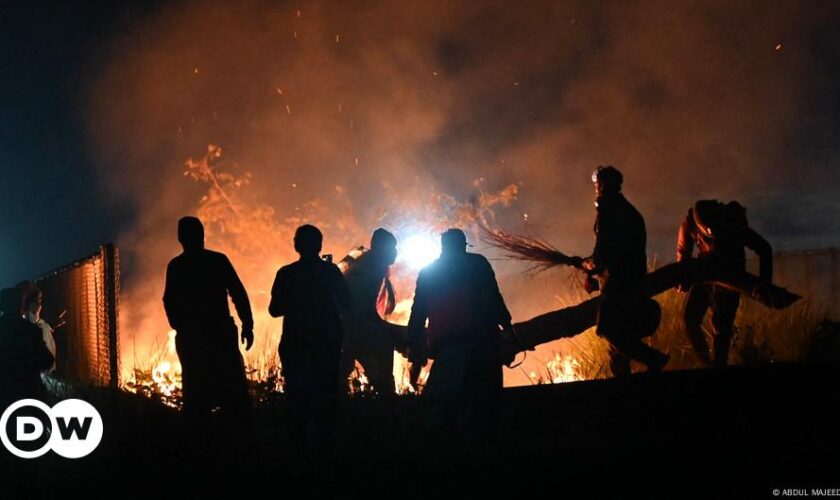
35,244,120,387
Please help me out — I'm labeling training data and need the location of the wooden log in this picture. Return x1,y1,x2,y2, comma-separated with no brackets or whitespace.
511,259,801,353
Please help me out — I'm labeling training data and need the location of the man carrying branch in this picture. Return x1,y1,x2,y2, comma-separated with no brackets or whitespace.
572,166,669,376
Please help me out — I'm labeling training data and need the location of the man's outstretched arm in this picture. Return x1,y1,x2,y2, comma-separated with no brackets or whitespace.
224,256,254,349
406,272,429,365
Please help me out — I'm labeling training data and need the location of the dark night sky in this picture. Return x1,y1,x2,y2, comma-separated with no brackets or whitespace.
2,1,840,288
0,2,155,285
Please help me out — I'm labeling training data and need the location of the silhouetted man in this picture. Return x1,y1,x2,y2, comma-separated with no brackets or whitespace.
407,229,512,436
269,224,351,458
339,228,400,396
0,287,54,405
677,199,773,367
576,166,669,376
163,216,254,419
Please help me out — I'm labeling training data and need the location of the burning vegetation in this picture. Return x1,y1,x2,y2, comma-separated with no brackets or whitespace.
117,146,823,410
80,2,838,408
123,144,517,405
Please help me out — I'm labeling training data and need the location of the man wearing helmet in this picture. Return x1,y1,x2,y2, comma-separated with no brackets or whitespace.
575,166,669,377
677,199,773,367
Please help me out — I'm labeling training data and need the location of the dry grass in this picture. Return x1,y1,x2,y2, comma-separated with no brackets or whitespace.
525,288,828,384
124,285,831,404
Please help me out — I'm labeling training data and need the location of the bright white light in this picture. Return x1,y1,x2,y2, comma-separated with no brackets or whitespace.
400,233,440,270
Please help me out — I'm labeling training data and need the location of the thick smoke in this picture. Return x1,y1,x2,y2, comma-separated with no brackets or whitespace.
86,0,839,385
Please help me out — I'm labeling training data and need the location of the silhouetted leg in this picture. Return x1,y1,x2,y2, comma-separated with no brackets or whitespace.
307,347,341,463
454,342,501,465
358,345,396,397
598,302,630,377
464,341,502,435
599,288,669,375
174,332,218,465
597,292,647,376
607,343,632,377
336,346,356,394
423,346,467,435
213,324,252,423
620,336,669,370
711,288,740,367
215,366,252,461
281,354,310,462
684,285,713,366
175,333,214,419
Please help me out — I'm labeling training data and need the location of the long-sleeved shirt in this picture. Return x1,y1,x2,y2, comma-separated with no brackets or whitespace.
343,250,394,320
676,203,773,282
589,192,648,282
269,257,351,359
163,248,253,332
407,252,512,352
0,315,54,402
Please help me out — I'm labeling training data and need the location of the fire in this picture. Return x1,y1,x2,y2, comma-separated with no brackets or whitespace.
388,298,430,395
124,330,182,408
348,362,371,394
546,353,583,383
122,144,518,405
524,352,585,385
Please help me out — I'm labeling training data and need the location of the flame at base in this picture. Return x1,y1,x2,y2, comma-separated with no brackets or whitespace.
124,330,183,408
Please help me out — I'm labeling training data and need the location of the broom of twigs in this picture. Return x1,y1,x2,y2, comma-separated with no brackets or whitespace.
479,226,580,272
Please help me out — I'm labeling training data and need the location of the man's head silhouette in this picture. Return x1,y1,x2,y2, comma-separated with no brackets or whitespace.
294,224,323,258
441,228,468,256
692,199,725,238
592,165,623,198
370,228,398,266
178,216,205,252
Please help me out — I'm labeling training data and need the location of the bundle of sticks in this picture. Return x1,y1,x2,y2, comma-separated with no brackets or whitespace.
479,227,579,272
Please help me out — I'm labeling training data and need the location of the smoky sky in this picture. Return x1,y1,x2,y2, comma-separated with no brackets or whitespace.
3,0,840,290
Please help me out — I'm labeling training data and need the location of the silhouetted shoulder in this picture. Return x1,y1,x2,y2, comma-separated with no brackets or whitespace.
276,261,300,276
203,249,233,266
324,260,344,275
418,258,442,279
466,252,492,267
167,253,186,268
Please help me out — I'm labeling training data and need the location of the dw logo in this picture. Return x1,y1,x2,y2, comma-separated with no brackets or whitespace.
1,399,103,459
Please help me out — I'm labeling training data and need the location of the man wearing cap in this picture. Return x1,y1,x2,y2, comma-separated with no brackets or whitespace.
407,228,513,434
575,166,669,376
677,200,773,367
163,216,254,419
